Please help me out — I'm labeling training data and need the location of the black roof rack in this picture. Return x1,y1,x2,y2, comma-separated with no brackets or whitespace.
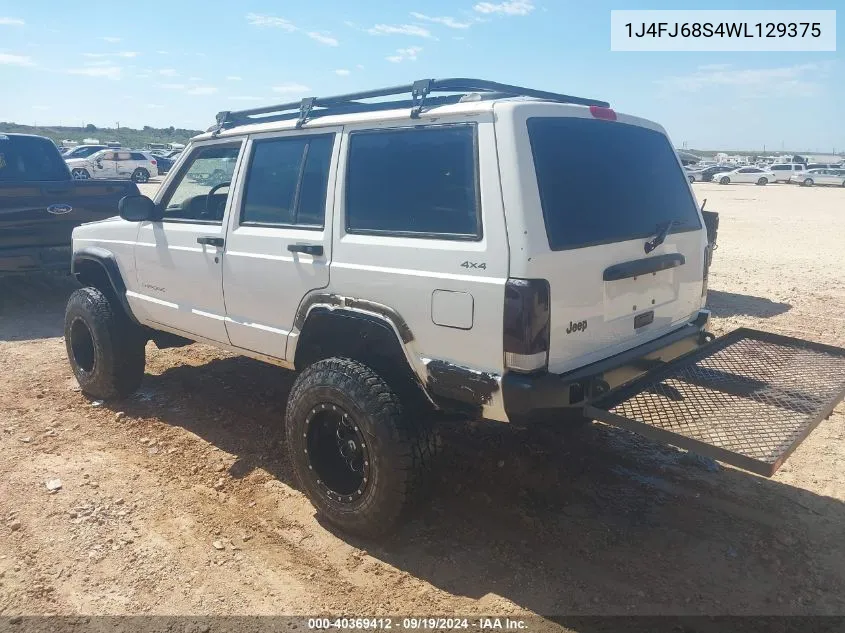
211,78,609,132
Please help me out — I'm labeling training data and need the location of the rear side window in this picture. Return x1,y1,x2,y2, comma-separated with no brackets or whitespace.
345,125,480,239
130,152,147,160
772,165,788,171
527,117,700,251
0,135,68,182
240,134,334,228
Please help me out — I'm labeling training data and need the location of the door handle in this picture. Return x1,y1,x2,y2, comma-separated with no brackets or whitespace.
287,243,324,256
197,236,224,247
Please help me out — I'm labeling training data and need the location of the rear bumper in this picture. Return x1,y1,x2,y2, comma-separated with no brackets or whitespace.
0,245,71,274
502,310,711,424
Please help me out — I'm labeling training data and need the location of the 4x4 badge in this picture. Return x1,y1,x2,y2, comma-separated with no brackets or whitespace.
47,204,73,215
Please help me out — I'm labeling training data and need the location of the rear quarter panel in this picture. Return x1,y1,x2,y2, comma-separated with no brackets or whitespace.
322,112,510,408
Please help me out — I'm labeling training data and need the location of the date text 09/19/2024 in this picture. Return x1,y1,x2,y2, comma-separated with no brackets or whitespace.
307,618,528,630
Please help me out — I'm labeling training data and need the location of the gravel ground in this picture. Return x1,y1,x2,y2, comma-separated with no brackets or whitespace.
1,181,844,624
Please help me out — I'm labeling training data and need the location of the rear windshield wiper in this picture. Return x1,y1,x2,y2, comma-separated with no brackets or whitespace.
644,220,681,254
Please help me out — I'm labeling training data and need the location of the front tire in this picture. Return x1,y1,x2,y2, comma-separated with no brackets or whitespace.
803,178,814,187
71,168,90,180
65,287,146,400
719,176,730,185
285,357,436,538
757,177,768,185
131,168,150,183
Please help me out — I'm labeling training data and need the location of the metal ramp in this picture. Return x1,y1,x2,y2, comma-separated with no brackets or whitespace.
585,328,845,476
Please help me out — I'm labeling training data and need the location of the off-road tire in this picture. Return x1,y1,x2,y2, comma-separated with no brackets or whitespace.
64,287,146,400
285,357,437,538
719,176,730,185
131,168,150,183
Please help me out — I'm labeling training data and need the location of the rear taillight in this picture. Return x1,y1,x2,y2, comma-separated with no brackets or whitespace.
150,159,157,165
503,279,550,373
589,105,617,121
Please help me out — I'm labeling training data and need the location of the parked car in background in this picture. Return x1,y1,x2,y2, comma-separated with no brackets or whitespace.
697,165,735,182
716,166,776,185
769,163,806,182
152,153,176,175
806,163,842,171
66,150,158,183
62,145,108,160
684,166,705,183
790,168,845,187
0,133,138,274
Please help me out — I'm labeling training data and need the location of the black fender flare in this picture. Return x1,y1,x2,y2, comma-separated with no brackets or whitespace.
293,305,413,370
71,247,139,324
292,302,437,408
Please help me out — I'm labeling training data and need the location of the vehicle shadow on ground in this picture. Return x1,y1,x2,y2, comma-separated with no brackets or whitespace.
120,351,845,617
707,289,791,319
0,273,78,341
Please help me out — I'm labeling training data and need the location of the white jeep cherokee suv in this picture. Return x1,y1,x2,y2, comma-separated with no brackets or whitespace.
67,79,816,537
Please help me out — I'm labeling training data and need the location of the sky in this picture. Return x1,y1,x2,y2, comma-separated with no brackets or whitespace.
0,0,841,152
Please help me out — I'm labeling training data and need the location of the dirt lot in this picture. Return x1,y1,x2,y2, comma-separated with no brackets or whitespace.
1,181,844,622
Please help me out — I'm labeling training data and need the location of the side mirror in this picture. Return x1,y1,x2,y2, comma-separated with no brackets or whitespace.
118,195,157,222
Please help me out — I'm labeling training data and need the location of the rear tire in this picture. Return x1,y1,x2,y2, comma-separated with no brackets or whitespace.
285,357,436,538
719,176,730,185
803,178,814,187
757,177,768,185
64,287,146,400
131,168,150,183
71,168,90,180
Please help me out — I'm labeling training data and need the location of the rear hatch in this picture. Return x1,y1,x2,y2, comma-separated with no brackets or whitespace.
499,104,707,374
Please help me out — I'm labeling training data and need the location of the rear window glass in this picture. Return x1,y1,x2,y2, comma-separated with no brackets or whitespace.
0,136,68,182
527,117,701,251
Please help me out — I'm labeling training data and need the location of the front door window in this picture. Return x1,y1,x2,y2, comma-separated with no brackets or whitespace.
160,143,242,223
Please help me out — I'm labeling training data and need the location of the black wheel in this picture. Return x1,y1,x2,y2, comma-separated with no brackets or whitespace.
131,168,150,183
757,177,768,185
719,176,730,185
688,175,695,184
802,178,814,187
285,357,436,538
71,168,90,180
64,287,146,400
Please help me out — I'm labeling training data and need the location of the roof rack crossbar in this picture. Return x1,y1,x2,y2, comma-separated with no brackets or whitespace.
215,94,473,130
213,78,609,130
